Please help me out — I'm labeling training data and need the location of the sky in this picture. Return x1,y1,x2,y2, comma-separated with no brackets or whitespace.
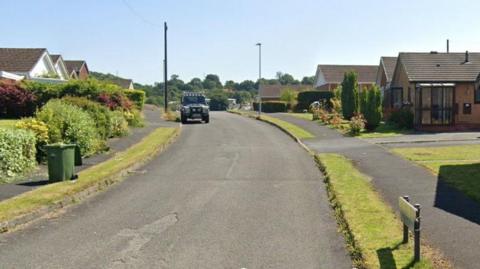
2,0,480,84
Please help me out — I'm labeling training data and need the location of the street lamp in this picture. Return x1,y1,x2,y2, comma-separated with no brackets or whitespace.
256,42,262,115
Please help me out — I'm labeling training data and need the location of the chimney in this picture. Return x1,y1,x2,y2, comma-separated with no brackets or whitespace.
447,39,449,53
465,51,470,62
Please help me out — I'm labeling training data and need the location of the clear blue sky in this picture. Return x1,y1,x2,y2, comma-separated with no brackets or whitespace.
2,0,480,84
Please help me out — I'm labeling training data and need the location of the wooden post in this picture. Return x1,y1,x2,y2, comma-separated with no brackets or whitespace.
414,203,421,262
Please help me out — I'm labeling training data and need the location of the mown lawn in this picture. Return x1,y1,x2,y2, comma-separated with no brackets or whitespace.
393,145,480,203
259,114,314,139
0,127,179,224
287,112,313,121
0,119,19,129
358,122,412,139
318,153,434,269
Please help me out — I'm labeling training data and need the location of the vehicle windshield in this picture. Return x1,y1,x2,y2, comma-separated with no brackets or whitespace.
183,96,206,105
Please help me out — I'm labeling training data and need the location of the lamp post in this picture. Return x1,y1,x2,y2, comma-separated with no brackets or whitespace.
256,42,262,115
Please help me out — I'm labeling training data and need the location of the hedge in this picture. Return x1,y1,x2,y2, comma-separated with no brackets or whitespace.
253,101,287,112
125,90,146,110
296,91,334,111
36,100,103,157
0,82,36,118
0,128,37,179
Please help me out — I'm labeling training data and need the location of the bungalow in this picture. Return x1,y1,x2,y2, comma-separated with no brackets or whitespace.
108,77,135,90
375,56,398,116
259,84,311,101
64,60,89,80
390,51,480,131
50,54,70,80
0,48,58,79
313,64,378,91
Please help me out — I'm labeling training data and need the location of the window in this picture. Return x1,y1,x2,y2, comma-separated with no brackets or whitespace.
391,88,403,109
475,86,480,103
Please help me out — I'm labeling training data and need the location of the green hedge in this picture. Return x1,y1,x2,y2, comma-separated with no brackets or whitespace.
296,91,334,111
36,100,103,157
125,90,146,110
0,128,37,179
389,108,414,129
253,101,287,112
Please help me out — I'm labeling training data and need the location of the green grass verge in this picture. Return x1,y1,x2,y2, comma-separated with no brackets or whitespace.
259,114,314,139
317,153,433,269
393,145,480,203
286,112,313,121
0,127,179,224
0,119,19,129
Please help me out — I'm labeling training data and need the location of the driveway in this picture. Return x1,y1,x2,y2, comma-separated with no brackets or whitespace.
0,112,350,269
270,113,480,269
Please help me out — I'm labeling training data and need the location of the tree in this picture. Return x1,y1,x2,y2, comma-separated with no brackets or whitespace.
235,80,256,92
232,91,252,105
280,89,297,110
224,80,237,89
203,74,222,89
363,85,382,130
188,78,204,91
208,91,229,111
278,73,299,85
301,76,315,85
341,71,359,120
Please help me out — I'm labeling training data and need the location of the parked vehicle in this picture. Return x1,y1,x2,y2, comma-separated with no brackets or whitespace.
180,92,210,124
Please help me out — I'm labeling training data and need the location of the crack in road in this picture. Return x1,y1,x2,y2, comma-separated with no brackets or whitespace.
109,213,178,268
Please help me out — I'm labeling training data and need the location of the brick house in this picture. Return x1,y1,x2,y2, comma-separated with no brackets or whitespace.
49,54,70,80
375,56,398,117
313,64,378,91
64,60,89,80
390,51,480,131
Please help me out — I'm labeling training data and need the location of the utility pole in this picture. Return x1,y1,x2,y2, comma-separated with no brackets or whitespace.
164,22,168,112
256,42,262,115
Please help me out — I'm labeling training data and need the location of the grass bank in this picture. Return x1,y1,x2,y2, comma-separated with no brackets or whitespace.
0,127,180,228
317,153,435,269
393,145,480,203
0,119,19,129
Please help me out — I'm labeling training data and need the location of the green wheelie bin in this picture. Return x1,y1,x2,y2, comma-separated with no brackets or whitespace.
45,144,77,182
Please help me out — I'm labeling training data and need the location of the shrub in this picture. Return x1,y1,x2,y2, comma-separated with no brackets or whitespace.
36,100,102,157
253,101,287,112
389,108,414,129
362,86,382,131
0,82,36,118
350,114,366,135
15,118,49,161
328,112,343,127
123,109,145,127
296,91,334,111
110,110,130,137
209,92,229,111
98,92,133,111
125,90,146,110
341,71,359,120
62,96,113,139
279,89,297,110
0,128,36,179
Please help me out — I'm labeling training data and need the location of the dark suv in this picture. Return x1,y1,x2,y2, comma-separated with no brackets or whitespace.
180,92,210,124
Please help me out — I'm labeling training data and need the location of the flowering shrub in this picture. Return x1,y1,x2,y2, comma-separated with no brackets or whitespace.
97,92,133,111
349,114,366,135
328,112,343,127
0,82,36,118
110,110,129,137
36,100,102,157
0,128,36,179
123,109,144,127
16,118,49,161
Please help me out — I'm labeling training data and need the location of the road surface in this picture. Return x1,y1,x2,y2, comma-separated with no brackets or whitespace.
0,112,350,269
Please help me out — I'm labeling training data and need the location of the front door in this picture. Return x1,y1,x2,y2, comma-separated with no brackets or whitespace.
415,86,454,126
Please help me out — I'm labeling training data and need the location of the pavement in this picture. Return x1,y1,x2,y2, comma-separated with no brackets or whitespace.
269,113,480,269
0,112,351,269
365,131,480,146
0,104,177,201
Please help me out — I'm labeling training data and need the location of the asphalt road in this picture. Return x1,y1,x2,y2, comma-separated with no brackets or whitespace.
0,112,350,269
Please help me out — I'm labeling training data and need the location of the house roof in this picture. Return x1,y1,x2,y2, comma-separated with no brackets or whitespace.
380,57,398,82
50,54,61,64
316,64,378,84
0,48,47,73
259,84,311,98
109,77,133,89
64,60,87,74
399,52,480,82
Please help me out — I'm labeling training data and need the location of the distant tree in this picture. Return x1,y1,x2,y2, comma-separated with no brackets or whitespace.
203,74,222,89
233,91,252,104
224,80,237,89
208,90,229,111
301,76,315,85
280,89,297,110
235,80,256,92
278,73,299,85
341,71,359,120
188,78,204,91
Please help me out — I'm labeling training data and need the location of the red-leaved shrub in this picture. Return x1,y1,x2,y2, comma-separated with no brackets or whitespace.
97,92,133,111
0,82,36,118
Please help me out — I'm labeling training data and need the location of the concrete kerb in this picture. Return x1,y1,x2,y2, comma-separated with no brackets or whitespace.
0,125,182,233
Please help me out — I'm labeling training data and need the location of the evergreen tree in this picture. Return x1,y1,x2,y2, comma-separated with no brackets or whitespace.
363,85,382,130
341,71,359,119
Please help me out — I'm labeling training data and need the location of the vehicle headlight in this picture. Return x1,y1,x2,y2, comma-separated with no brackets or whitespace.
203,107,209,113
183,107,190,113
